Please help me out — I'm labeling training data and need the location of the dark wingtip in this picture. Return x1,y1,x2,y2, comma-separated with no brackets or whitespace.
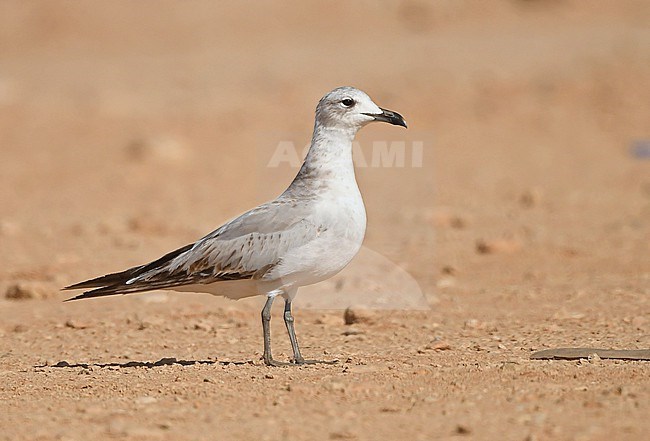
63,289,116,302
61,242,193,294
62,277,118,291
63,288,112,303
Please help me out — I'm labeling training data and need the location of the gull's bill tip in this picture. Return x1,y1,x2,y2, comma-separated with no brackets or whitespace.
363,107,407,128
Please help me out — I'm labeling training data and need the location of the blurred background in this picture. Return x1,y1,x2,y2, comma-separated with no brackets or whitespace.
1,2,649,440
0,0,648,309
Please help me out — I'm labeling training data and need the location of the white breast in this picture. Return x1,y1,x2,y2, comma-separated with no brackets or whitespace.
264,183,366,289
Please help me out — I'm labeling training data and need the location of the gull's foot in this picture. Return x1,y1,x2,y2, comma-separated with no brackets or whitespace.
263,356,293,367
293,357,339,366
263,355,339,367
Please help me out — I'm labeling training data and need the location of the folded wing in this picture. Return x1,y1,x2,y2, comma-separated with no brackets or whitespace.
64,199,321,300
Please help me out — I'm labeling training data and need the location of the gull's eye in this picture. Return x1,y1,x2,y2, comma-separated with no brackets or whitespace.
341,98,355,108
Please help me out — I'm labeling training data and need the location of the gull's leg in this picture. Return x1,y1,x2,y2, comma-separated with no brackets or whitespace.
283,298,337,365
283,298,304,363
261,295,289,367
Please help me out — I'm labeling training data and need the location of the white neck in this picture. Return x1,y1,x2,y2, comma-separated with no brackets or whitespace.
285,121,360,195
306,123,356,171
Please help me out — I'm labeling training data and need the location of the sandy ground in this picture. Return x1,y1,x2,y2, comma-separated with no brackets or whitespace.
1,1,649,440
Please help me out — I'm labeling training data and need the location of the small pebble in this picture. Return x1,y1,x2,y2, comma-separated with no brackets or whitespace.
476,238,522,254
343,307,374,325
65,319,89,330
456,424,472,435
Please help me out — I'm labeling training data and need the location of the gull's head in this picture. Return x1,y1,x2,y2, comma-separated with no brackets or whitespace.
315,86,407,132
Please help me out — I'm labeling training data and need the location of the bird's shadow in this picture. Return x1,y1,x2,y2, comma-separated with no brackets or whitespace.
34,357,254,370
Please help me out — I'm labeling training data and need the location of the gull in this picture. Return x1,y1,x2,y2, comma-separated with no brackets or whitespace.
64,86,407,366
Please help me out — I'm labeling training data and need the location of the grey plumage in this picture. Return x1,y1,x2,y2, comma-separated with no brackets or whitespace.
64,197,322,301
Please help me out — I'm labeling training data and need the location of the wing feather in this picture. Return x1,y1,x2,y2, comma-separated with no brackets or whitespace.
65,199,320,300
